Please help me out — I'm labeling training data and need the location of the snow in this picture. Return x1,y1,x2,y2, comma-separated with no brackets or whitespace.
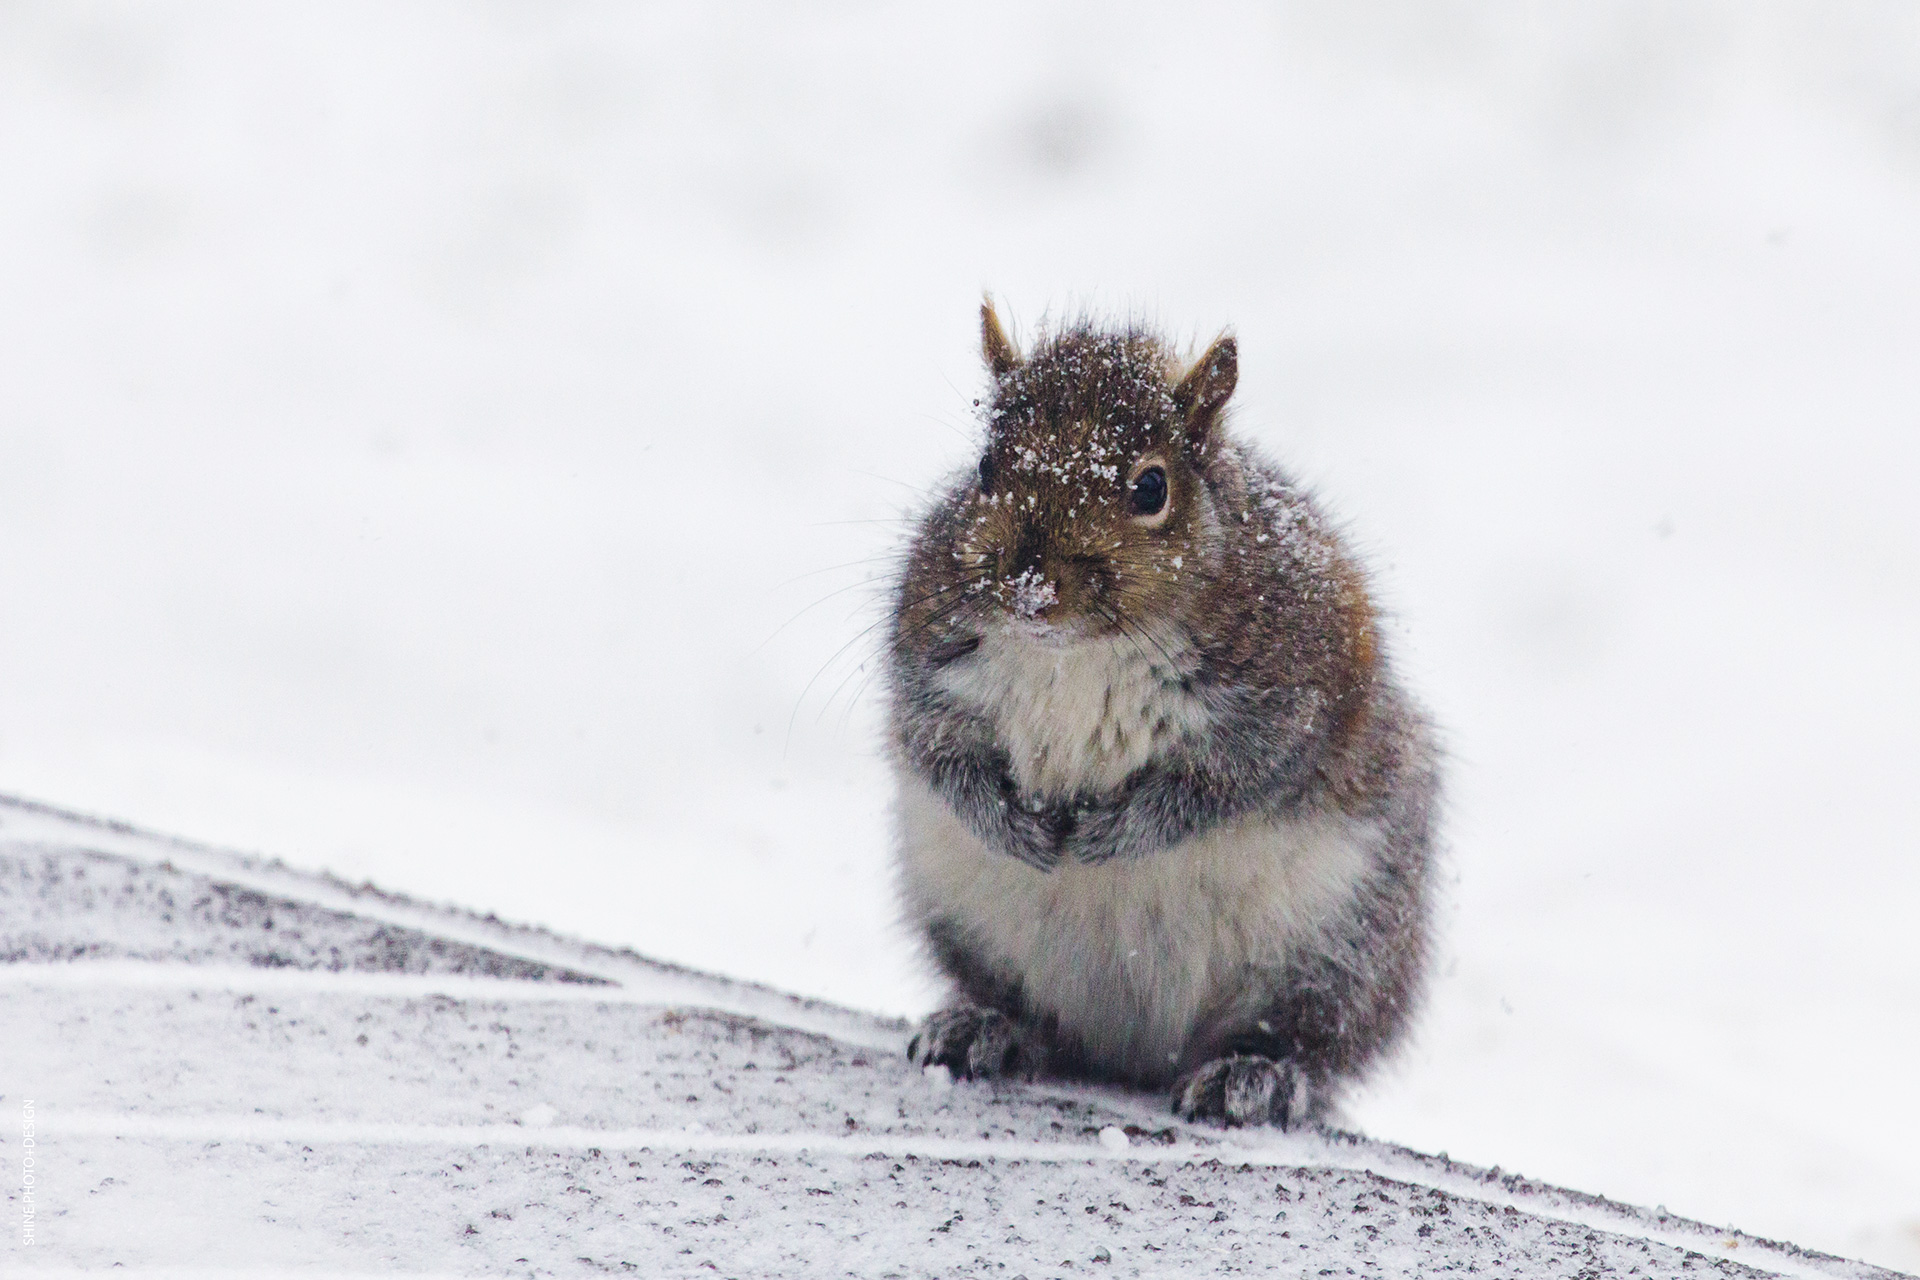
2,2,1919,1271
2,804,1906,1277
1009,565,1060,619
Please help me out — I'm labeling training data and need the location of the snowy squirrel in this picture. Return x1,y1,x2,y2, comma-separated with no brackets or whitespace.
886,301,1440,1128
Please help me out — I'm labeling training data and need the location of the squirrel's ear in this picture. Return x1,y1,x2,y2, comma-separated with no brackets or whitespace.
1173,333,1237,448
981,296,1022,380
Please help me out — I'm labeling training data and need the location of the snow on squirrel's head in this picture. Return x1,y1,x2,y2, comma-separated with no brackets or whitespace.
944,297,1238,643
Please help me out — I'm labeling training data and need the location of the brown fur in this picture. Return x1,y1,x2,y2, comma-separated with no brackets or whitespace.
903,314,1384,810
887,303,1440,1126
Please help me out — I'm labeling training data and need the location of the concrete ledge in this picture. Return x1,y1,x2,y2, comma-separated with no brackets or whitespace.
0,794,1907,1278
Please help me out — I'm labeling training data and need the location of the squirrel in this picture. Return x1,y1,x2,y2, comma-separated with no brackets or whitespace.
885,300,1440,1129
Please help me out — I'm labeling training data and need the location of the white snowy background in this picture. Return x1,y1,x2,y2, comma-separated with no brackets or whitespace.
2,1,1917,1270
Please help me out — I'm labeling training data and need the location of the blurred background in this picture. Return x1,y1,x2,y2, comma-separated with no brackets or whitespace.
2,0,1917,1268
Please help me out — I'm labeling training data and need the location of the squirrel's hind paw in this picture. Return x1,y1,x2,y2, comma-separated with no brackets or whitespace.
1173,1054,1312,1129
907,1005,1038,1080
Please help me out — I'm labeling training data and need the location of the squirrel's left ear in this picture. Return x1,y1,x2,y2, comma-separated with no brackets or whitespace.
981,296,1022,380
1172,333,1237,453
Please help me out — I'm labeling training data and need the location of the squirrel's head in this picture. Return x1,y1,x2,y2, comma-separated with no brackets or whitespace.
947,299,1237,643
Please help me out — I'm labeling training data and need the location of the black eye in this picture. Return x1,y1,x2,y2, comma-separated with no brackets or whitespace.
978,453,995,494
1130,466,1167,517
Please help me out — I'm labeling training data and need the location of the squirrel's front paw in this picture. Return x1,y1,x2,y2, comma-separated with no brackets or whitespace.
907,1005,1037,1080
1172,1054,1312,1129
996,788,1070,870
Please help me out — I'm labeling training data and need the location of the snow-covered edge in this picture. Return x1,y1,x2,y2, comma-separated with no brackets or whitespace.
0,792,908,1052
12,1273,470,1280
2,793,1907,1280
27,1100,1898,1280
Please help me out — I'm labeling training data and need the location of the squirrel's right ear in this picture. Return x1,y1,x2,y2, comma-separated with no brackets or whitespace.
981,296,1022,380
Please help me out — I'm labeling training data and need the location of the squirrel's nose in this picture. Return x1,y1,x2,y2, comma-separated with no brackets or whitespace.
1008,524,1046,581
1004,525,1058,619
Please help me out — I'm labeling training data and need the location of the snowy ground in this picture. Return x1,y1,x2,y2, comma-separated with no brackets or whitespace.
2,2,1919,1271
2,797,1909,1278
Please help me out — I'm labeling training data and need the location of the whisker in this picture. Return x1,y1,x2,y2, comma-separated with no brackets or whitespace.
755,575,896,654
818,589,990,728
850,469,943,497
1090,599,1155,670
773,555,900,590
783,577,991,756
1106,599,1183,672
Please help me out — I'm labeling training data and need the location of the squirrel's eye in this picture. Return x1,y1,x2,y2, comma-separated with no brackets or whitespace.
978,453,995,494
1130,466,1168,517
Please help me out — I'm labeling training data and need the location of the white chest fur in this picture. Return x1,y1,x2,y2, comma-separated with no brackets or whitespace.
893,768,1377,1085
932,628,1211,799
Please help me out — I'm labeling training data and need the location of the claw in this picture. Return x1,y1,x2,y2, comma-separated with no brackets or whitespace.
1172,1054,1310,1129
908,1005,1036,1080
